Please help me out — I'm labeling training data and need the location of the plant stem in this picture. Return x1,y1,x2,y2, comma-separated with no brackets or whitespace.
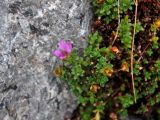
112,0,120,45
131,0,138,103
137,42,151,62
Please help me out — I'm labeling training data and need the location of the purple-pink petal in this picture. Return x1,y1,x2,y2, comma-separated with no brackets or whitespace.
52,39,73,60
58,40,72,54
52,50,66,60
58,40,66,51
65,41,72,53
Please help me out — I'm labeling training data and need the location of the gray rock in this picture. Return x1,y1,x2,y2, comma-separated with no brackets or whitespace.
0,0,92,120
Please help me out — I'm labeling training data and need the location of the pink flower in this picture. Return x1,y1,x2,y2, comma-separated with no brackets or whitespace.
52,39,73,60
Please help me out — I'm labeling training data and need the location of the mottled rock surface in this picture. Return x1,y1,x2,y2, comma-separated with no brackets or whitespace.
0,0,92,120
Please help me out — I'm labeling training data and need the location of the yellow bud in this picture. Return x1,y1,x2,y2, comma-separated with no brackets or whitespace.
155,19,160,28
121,62,129,72
53,66,62,77
102,67,114,77
90,84,101,93
111,46,119,54
91,111,101,120
97,0,105,4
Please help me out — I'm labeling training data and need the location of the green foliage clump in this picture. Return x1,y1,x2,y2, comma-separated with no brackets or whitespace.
119,16,132,49
60,32,114,119
53,1,160,120
56,28,160,119
92,0,133,23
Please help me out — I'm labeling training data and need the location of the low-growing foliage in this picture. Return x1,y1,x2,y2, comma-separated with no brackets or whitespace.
52,0,160,119
92,0,133,23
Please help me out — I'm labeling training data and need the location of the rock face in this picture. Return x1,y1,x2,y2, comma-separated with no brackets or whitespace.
0,0,92,120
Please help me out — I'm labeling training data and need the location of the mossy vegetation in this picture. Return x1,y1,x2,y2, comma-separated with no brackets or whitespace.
53,0,160,119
